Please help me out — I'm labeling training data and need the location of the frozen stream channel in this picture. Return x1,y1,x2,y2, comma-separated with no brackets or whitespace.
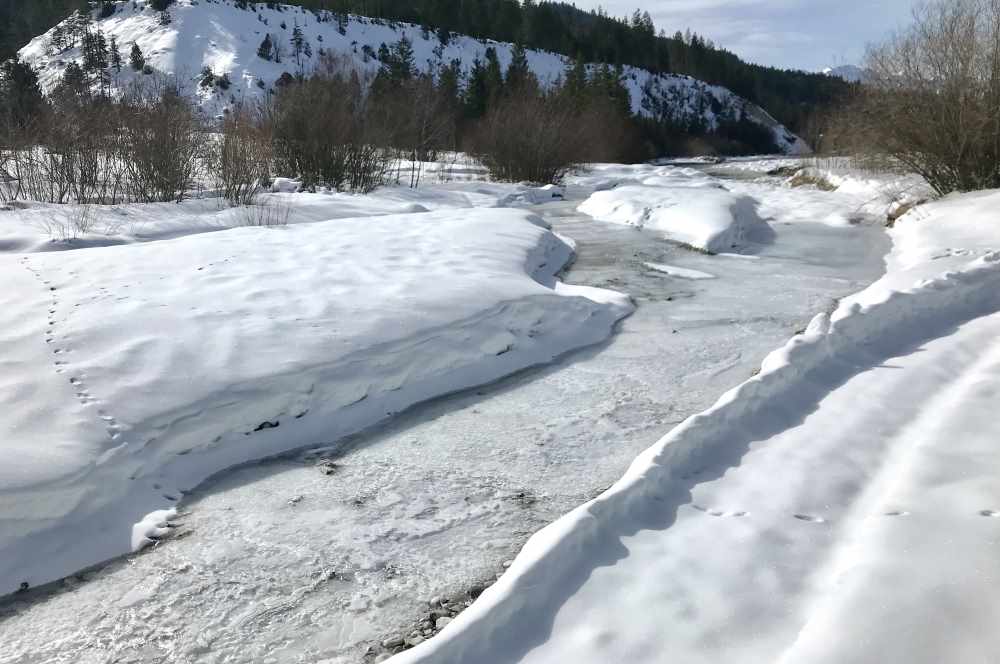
0,169,889,663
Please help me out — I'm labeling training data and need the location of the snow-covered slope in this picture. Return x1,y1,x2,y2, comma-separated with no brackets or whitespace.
822,64,865,82
0,203,632,597
390,181,1000,663
17,0,809,154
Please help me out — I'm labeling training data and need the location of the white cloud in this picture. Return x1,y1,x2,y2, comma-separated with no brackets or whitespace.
572,0,920,70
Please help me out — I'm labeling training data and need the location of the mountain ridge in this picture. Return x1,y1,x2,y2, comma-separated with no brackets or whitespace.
18,0,809,154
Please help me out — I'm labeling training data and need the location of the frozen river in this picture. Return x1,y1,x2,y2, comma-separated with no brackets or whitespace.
0,168,889,664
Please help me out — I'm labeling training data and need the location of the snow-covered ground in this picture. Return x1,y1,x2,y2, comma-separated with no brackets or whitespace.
0,162,891,662
0,180,632,597
17,0,807,153
393,174,1000,663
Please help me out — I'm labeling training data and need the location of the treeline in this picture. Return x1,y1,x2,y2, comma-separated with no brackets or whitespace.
0,42,643,205
273,0,851,133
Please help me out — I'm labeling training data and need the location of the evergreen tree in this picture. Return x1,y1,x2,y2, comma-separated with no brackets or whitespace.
57,60,88,96
290,22,310,68
257,33,274,61
464,57,489,119
483,47,504,100
129,42,145,72
563,54,588,100
504,42,535,93
377,36,416,82
109,35,122,73
0,59,46,132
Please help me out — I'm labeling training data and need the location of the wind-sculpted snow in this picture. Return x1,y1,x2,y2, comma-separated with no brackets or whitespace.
0,208,632,596
391,191,1000,664
576,171,772,253
17,0,807,154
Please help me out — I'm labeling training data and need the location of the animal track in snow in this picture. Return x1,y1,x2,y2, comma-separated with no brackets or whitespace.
22,257,126,447
793,514,825,523
692,504,749,518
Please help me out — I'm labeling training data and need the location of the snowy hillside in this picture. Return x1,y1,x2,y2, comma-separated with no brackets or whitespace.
822,64,864,82
17,0,809,154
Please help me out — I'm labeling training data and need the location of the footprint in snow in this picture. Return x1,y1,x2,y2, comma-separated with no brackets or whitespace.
793,514,825,523
692,504,749,518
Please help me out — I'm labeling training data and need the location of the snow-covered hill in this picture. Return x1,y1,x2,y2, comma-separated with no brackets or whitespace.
822,64,865,83
18,0,809,154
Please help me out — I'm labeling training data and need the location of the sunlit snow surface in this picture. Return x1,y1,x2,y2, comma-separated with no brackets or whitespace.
0,162,890,662
396,175,1000,664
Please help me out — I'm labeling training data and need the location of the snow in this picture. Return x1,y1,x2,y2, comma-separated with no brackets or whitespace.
0,179,552,254
389,186,1000,662
16,0,806,154
0,163,889,662
822,64,865,82
0,203,632,596
577,178,770,253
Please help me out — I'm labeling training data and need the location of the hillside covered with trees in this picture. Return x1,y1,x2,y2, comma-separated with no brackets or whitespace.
1,0,851,134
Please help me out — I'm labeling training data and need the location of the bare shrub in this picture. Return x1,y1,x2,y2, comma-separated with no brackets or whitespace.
468,91,578,184
468,85,637,184
271,54,391,192
220,104,272,206
853,0,1000,194
239,197,290,227
118,75,205,202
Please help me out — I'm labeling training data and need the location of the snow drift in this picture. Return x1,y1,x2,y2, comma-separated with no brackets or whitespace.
0,208,632,596
577,181,771,253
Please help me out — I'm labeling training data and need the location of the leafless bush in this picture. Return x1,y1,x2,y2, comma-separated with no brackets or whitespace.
118,76,205,202
239,197,290,227
851,0,1000,194
468,86,636,184
271,54,391,192
219,104,272,206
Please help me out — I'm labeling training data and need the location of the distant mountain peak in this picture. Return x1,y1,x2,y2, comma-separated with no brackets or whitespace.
822,64,864,83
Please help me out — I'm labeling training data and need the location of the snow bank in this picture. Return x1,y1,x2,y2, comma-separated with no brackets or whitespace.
577,184,770,253
0,208,631,596
0,181,564,254
389,191,1000,664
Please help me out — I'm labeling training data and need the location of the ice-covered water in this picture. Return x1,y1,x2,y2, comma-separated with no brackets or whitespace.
0,173,889,664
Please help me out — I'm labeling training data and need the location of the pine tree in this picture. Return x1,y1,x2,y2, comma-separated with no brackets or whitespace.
464,57,489,119
129,42,145,72
504,43,535,93
290,22,309,68
564,54,588,100
483,47,504,100
257,34,274,61
109,35,122,73
0,59,45,132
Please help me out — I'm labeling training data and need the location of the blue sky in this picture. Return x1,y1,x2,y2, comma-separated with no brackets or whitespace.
572,0,920,71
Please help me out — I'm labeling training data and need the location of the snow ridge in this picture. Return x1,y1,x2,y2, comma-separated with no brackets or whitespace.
17,0,808,154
